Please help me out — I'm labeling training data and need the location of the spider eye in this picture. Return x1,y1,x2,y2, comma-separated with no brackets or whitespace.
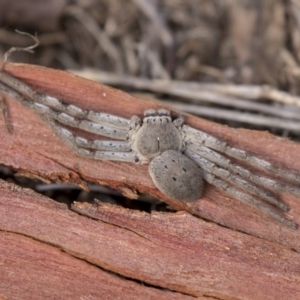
157,108,170,116
144,108,156,117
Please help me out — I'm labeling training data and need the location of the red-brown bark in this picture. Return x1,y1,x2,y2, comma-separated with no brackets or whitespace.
1,63,300,299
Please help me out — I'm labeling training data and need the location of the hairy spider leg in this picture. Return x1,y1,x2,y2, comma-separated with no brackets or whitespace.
186,142,300,199
183,125,300,186
185,150,296,229
0,81,137,163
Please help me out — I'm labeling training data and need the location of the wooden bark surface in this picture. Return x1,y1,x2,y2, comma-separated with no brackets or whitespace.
1,63,300,299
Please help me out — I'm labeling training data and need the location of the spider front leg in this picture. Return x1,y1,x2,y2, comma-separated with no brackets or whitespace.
184,146,297,229
48,119,138,163
0,81,138,163
185,149,288,210
183,125,300,186
0,71,132,140
186,140,300,198
184,150,297,229
202,170,297,230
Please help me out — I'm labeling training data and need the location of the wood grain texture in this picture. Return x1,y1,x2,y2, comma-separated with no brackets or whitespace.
0,189,190,300
1,63,300,299
0,180,300,299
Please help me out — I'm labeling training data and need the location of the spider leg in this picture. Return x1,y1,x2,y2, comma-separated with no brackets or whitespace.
185,149,289,211
53,112,129,140
0,71,132,138
186,141,300,198
75,137,131,152
0,81,137,163
203,170,297,230
183,125,300,186
0,94,12,133
48,119,137,162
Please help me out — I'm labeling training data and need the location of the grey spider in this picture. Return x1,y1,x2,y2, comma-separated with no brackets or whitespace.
0,71,299,229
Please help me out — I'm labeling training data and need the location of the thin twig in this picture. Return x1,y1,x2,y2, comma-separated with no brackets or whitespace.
131,0,173,47
1,30,39,132
2,30,39,65
0,28,66,46
166,102,300,133
65,6,124,73
136,43,170,79
70,69,300,120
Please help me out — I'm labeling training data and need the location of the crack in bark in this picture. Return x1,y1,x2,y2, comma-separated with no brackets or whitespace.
0,229,197,298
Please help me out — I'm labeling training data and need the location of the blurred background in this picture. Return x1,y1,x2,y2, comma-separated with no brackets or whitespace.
1,0,300,136
1,0,300,208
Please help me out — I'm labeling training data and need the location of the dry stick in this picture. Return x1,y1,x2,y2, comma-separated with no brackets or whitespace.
0,30,39,133
131,0,173,47
170,81,300,106
71,69,300,106
137,44,170,79
121,36,139,75
2,30,39,65
130,0,173,79
70,69,300,122
164,83,300,108
168,102,300,133
65,6,124,74
166,90,300,120
0,28,67,46
196,64,231,83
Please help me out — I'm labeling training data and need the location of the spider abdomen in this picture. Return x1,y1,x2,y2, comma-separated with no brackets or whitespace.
148,150,204,202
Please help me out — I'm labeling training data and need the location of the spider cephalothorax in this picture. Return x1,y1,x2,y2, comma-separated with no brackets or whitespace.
130,108,184,163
